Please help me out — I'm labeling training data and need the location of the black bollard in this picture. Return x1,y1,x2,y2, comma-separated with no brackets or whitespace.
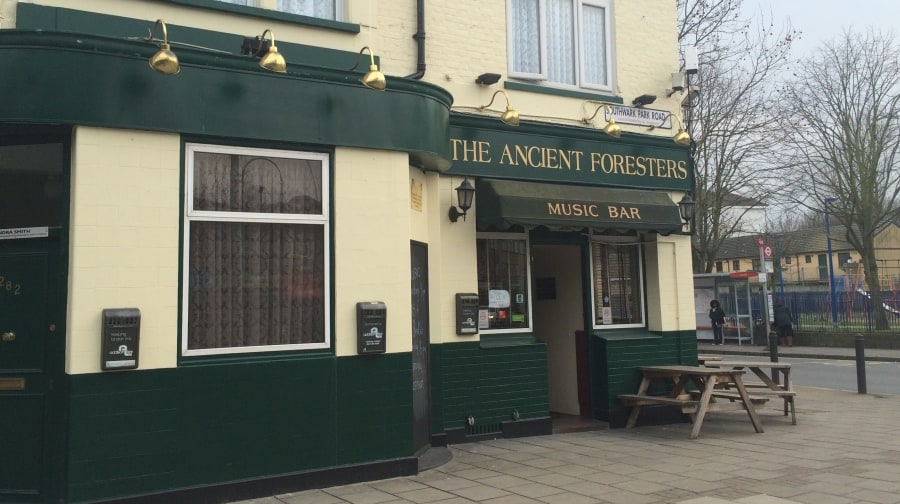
768,331,780,385
855,333,867,394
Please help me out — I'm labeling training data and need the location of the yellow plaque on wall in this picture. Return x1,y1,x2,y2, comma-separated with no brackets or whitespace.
410,179,423,212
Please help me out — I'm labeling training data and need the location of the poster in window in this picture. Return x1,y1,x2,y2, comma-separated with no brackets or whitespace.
488,289,510,308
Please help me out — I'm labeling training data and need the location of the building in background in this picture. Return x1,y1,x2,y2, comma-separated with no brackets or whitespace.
0,1,696,502
720,192,767,237
715,224,900,291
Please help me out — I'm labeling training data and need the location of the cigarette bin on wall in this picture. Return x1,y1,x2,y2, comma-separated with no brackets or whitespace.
455,293,479,335
357,302,386,354
101,308,140,371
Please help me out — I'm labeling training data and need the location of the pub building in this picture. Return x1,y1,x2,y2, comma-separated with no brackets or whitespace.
0,0,698,502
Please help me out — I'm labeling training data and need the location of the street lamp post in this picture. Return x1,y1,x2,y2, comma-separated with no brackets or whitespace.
825,196,839,326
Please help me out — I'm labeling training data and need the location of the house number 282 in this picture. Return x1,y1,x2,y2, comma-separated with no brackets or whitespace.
0,275,22,295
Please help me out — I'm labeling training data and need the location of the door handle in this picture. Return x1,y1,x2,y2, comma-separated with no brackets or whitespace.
1,331,15,342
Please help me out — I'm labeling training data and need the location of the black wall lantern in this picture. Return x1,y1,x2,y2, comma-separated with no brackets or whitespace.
678,193,696,234
448,177,476,222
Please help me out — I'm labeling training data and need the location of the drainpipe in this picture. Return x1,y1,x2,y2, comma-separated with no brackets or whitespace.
405,0,426,79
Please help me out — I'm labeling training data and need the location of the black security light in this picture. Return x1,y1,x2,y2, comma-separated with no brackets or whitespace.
475,73,502,85
632,94,657,107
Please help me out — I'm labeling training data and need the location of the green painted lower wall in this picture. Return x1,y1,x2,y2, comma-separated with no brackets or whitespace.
591,329,698,422
63,333,695,501
65,353,412,503
431,340,549,435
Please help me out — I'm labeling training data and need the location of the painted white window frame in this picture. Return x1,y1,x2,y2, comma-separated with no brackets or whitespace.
476,231,534,335
507,0,615,92
589,236,645,329
181,143,331,356
213,0,343,21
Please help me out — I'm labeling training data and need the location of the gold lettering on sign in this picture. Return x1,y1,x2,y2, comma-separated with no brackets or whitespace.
449,137,689,181
498,144,584,170
451,139,492,163
547,202,600,217
607,207,642,219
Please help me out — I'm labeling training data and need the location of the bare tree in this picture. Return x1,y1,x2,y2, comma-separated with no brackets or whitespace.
778,29,900,330
678,0,797,272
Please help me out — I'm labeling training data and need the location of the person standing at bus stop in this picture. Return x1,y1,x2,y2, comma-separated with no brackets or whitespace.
709,300,726,345
773,301,794,347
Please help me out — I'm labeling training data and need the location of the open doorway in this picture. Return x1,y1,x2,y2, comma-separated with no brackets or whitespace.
532,245,603,432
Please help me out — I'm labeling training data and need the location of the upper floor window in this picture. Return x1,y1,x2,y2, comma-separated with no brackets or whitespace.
732,260,740,271
715,261,723,273
507,0,614,92
215,0,339,21
182,143,330,356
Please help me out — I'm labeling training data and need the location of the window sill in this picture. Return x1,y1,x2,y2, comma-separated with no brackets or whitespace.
591,328,660,341
166,0,361,33
504,81,623,103
479,333,542,348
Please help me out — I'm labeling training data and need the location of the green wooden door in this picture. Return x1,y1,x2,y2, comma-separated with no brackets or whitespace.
0,128,68,503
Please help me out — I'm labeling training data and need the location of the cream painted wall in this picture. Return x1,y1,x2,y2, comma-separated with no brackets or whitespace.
380,0,683,140
644,234,696,332
433,173,480,345
15,0,378,55
333,147,414,356
67,127,181,374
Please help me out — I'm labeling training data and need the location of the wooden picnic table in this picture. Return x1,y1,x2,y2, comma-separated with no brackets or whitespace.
618,365,765,439
697,354,724,364
702,360,797,424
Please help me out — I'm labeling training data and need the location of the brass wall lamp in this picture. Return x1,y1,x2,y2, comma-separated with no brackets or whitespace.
350,47,386,90
648,113,692,147
244,29,286,73
147,19,180,75
479,90,519,126
582,103,621,138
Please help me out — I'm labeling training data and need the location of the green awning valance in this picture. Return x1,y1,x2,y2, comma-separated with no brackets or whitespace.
476,179,683,233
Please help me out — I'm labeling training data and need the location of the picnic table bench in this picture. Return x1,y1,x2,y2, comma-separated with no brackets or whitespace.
618,365,766,439
702,360,797,424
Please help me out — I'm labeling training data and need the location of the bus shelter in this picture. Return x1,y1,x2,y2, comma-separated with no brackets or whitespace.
694,272,767,345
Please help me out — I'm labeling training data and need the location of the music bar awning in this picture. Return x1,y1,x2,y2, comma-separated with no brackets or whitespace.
475,178,684,233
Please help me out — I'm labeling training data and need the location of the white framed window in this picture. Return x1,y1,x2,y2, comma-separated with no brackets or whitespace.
476,232,533,333
214,0,340,21
591,238,644,328
507,0,614,91
182,143,330,356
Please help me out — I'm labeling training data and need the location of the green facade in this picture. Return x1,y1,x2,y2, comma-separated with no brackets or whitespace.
431,341,550,438
65,354,412,502
0,4,698,502
591,330,698,424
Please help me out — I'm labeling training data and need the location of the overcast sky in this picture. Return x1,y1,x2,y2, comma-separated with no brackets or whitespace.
745,0,900,57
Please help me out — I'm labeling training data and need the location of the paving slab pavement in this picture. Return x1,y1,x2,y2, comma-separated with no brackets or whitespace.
231,386,900,504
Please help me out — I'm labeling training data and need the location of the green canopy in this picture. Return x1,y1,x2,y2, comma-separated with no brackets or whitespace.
475,178,684,233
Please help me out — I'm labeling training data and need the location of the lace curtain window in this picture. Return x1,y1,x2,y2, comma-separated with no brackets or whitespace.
184,146,329,355
592,242,644,327
508,0,611,90
213,0,336,20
